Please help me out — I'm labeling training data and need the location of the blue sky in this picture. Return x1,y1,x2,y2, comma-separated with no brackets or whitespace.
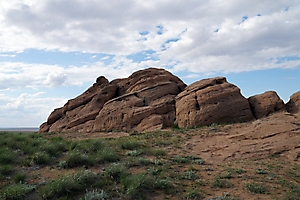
0,0,300,127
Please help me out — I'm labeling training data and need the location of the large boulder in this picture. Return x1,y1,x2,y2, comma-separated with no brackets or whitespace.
248,91,285,119
175,77,254,128
286,91,300,114
92,68,186,132
40,68,186,133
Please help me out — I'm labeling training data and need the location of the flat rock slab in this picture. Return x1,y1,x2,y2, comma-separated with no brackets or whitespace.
182,111,300,163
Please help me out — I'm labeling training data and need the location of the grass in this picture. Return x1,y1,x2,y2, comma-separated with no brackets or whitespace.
245,182,267,194
121,172,150,198
182,170,199,180
0,130,299,199
212,176,233,188
38,170,97,199
0,183,36,200
13,173,27,184
80,189,108,200
65,151,89,168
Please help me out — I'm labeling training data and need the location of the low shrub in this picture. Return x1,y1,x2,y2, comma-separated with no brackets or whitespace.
13,173,27,184
182,170,198,180
245,182,266,194
65,151,89,168
0,183,35,200
119,140,142,150
97,148,120,163
38,170,96,199
105,163,127,182
31,152,52,165
126,150,142,157
212,176,233,188
0,148,17,165
121,173,151,198
80,189,108,200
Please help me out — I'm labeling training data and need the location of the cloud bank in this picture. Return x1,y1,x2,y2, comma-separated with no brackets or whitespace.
0,0,300,127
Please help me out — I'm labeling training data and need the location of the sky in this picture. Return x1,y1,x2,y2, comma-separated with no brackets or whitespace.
0,0,300,128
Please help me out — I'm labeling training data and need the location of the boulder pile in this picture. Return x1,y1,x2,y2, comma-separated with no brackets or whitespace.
40,68,299,133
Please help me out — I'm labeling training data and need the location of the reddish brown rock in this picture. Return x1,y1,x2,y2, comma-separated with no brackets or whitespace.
40,76,118,133
40,68,186,133
286,91,300,114
175,77,253,128
248,91,285,119
39,122,49,132
93,68,186,132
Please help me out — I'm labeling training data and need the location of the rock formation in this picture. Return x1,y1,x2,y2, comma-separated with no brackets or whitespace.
248,91,285,119
286,91,300,114
40,68,299,133
40,68,186,133
92,68,186,132
175,77,253,128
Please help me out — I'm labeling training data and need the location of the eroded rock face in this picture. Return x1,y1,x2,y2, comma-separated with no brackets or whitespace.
175,77,254,128
286,91,300,114
40,68,186,133
92,68,186,132
248,91,285,119
41,76,118,133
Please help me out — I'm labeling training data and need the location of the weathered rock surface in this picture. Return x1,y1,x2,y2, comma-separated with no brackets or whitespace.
93,68,186,132
286,91,300,114
248,91,285,119
182,111,300,164
175,77,254,128
40,68,186,133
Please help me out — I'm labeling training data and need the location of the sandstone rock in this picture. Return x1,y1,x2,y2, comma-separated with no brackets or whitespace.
47,107,63,125
42,76,118,133
286,91,300,114
40,68,186,133
93,68,186,132
248,91,285,119
175,77,253,128
39,122,49,132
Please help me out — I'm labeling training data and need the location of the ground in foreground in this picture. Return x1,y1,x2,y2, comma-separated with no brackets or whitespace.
0,111,299,199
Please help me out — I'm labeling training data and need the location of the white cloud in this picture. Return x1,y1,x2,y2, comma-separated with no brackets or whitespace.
1,0,299,61
45,71,67,87
0,92,67,127
0,58,149,90
0,0,300,127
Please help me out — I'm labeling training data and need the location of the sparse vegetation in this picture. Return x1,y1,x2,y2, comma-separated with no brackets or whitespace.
245,182,267,194
0,183,36,200
0,129,299,199
212,176,233,188
38,170,97,199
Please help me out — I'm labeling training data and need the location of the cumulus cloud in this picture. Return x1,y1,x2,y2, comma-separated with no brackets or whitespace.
0,92,67,127
0,58,148,90
0,0,300,127
1,0,299,75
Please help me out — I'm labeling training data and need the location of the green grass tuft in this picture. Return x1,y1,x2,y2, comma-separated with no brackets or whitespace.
38,170,96,199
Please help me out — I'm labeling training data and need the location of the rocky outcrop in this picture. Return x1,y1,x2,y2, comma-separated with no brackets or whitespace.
40,68,298,133
40,68,186,133
286,91,300,114
41,75,118,133
248,91,285,119
175,77,254,128
92,68,186,132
